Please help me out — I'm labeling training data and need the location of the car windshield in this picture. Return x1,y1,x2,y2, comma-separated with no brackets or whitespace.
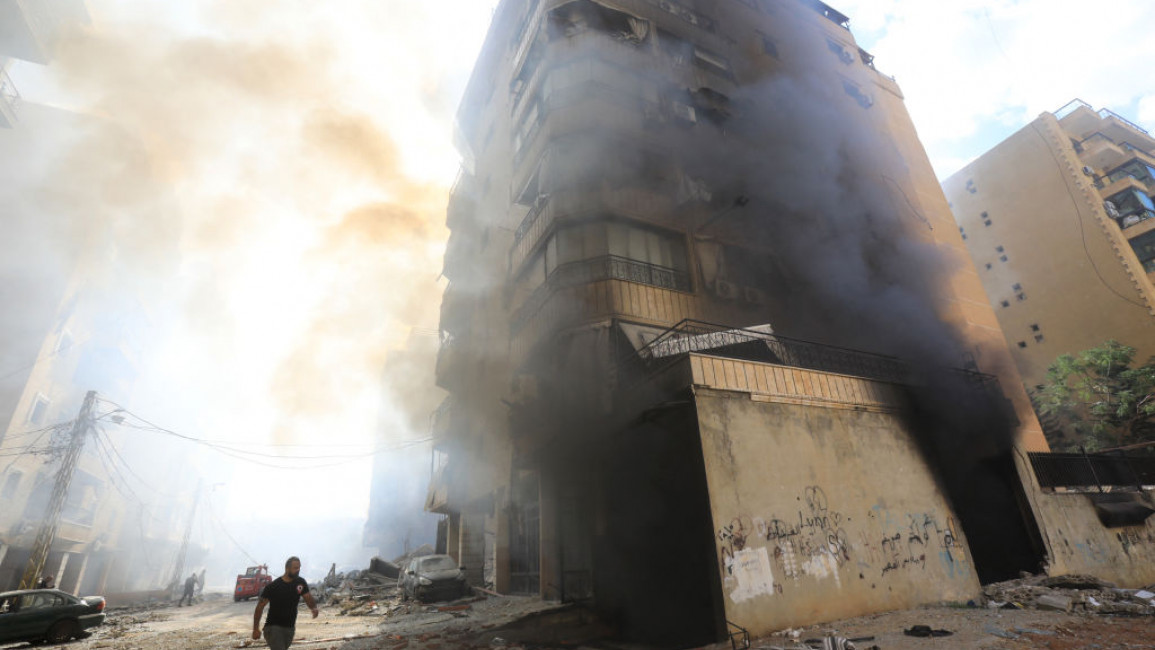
419,557,457,572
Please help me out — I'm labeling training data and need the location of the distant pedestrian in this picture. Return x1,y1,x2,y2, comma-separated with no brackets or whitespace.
178,573,197,606
252,556,318,650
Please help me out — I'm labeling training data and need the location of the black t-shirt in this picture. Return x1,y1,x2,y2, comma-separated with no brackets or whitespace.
260,577,310,628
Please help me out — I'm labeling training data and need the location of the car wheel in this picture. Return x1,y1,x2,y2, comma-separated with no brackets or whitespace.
46,619,78,643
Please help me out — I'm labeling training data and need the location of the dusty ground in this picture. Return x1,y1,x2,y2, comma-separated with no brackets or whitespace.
751,605,1155,650
1,595,1152,649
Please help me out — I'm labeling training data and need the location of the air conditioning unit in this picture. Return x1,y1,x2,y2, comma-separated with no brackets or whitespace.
714,280,739,300
1104,201,1121,218
1082,165,1095,177
743,286,768,305
671,101,697,124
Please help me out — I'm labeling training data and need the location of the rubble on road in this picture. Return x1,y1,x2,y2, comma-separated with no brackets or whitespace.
982,573,1155,616
310,546,448,617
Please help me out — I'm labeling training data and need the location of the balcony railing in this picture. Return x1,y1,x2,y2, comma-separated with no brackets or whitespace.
1121,210,1155,230
1029,451,1155,491
0,68,21,127
631,319,909,384
511,256,691,334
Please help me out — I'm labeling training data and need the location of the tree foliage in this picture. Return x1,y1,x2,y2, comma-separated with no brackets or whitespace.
1035,341,1155,452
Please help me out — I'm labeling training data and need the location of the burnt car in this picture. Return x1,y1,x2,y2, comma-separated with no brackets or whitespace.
397,555,468,602
0,589,106,644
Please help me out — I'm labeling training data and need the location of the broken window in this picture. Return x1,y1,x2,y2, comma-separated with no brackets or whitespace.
691,87,735,124
841,80,873,108
1,471,21,501
827,38,854,65
654,0,714,31
658,30,694,66
27,393,49,425
692,47,732,78
758,32,779,59
510,39,545,103
547,0,650,44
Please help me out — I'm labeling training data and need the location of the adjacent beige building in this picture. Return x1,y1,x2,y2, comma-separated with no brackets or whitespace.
943,100,1155,391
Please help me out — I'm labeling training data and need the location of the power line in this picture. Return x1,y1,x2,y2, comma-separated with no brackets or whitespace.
205,495,259,566
95,397,432,470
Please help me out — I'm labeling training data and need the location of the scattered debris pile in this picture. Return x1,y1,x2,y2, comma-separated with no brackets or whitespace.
983,574,1155,616
312,547,440,616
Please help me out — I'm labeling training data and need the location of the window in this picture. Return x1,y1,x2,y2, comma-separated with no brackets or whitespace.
1034,335,1046,343
759,33,779,59
693,47,732,77
522,220,690,293
1,472,21,500
56,329,74,354
655,0,714,31
1016,292,1027,301
984,219,992,227
1030,324,1040,332
1014,284,1023,292
996,246,1005,253
27,394,49,425
966,179,977,194
1130,230,1155,272
842,80,873,108
1000,255,1009,263
1000,300,1010,308
827,38,854,64
1017,341,1028,349
985,263,993,270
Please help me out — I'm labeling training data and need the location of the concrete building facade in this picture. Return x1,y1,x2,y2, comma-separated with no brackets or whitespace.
430,0,1155,643
943,101,1155,392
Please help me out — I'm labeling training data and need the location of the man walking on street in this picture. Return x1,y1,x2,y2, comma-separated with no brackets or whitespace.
252,556,318,650
178,573,198,606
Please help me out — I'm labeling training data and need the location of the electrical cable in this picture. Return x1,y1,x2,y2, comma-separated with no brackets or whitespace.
96,396,432,470
205,495,260,566
1029,122,1149,311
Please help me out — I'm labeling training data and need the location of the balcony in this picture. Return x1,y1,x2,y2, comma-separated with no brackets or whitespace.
0,68,20,129
446,171,477,230
435,337,465,392
1100,175,1149,201
425,462,453,514
511,255,691,334
1079,133,1129,171
510,185,681,274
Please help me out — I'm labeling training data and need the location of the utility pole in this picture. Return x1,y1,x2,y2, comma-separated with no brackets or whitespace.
19,391,97,589
168,478,202,590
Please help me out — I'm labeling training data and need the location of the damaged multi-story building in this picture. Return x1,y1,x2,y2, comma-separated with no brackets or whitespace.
944,100,1155,391
431,0,1155,644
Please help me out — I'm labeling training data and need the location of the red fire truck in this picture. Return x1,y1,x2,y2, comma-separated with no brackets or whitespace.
233,565,272,602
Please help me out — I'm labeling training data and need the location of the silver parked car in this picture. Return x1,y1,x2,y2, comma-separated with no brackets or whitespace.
397,555,468,602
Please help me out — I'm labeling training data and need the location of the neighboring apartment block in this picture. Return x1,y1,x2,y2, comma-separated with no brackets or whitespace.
944,100,1155,392
432,0,1155,642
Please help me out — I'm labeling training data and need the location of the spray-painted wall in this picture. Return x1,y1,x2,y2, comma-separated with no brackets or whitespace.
1017,459,1155,586
693,372,979,635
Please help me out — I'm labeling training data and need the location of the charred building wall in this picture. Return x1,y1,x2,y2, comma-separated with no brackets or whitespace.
435,0,1059,642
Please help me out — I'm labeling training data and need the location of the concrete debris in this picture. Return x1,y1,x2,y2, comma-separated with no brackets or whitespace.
982,574,1155,616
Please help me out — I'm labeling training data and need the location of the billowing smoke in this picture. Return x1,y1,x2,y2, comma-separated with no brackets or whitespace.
0,0,489,589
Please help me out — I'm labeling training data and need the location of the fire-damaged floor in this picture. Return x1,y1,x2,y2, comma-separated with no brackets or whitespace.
9,576,1152,650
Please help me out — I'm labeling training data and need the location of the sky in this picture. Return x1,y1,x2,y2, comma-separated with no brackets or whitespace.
6,0,1155,572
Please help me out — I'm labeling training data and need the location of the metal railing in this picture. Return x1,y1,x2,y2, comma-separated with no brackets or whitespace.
1029,451,1155,491
1055,98,1093,121
0,67,21,120
511,256,692,334
632,319,909,384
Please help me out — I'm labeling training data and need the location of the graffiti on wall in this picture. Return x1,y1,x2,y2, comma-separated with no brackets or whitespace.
717,487,971,602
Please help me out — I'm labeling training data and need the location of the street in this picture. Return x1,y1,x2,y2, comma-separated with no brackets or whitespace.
2,591,1154,650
